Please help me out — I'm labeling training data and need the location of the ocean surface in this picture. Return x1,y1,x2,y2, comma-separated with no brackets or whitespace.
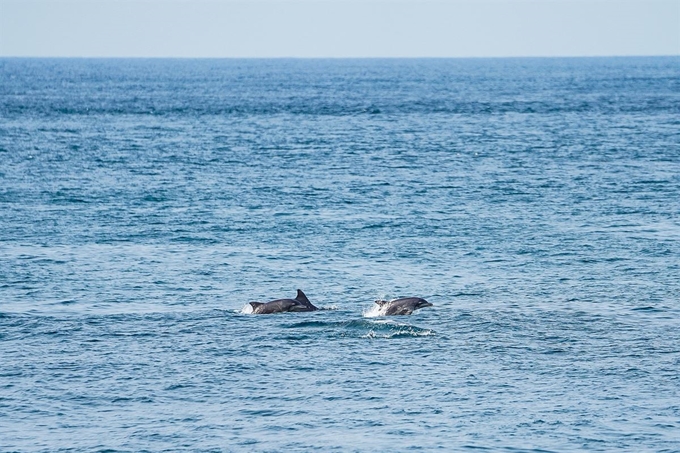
1,57,679,452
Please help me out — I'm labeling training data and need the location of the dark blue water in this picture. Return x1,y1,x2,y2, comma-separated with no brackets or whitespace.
1,57,679,452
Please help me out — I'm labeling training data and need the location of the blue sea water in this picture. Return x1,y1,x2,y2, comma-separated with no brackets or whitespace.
1,57,679,452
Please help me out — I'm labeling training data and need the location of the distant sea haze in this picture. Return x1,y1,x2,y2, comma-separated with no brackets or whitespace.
1,57,679,452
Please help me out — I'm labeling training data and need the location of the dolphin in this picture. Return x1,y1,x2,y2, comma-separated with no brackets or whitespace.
248,289,318,314
374,297,433,316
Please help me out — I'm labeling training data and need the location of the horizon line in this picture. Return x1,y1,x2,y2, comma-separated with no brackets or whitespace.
2,54,679,60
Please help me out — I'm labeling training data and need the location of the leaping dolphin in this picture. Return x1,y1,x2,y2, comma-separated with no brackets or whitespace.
375,297,433,315
248,289,318,314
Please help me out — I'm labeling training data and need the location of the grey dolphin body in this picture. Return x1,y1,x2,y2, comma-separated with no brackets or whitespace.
249,289,318,314
375,297,433,315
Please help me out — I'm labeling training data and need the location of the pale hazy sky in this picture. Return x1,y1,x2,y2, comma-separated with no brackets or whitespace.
1,0,678,57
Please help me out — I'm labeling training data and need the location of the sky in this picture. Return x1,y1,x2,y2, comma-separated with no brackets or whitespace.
0,0,678,58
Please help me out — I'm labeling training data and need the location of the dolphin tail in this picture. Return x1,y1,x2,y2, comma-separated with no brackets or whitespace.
295,289,311,304
249,302,264,309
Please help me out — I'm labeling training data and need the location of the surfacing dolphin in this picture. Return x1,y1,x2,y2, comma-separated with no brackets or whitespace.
249,289,318,314
375,297,433,316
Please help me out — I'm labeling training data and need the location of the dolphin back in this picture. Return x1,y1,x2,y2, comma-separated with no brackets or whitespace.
248,290,317,314
251,299,297,314
381,297,432,316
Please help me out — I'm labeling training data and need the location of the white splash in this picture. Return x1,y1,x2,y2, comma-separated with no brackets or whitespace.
362,303,386,318
363,292,393,317
240,303,254,314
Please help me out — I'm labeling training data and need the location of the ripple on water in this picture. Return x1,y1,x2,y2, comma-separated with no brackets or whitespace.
1,57,679,452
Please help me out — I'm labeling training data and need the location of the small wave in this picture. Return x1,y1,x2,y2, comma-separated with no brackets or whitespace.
280,334,312,341
359,318,435,338
364,325,435,339
164,383,194,391
285,320,329,328
632,306,664,313
54,299,77,306
285,318,435,339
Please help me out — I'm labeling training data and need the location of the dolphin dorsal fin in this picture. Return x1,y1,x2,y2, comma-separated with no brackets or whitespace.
295,289,310,304
375,299,389,306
